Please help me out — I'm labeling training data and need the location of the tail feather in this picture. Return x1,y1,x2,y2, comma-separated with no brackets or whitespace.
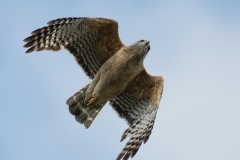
66,84,104,129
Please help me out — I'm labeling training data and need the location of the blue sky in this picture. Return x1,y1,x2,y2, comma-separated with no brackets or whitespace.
1,0,240,160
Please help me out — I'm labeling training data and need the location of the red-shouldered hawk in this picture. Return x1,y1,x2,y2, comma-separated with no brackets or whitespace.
23,17,164,160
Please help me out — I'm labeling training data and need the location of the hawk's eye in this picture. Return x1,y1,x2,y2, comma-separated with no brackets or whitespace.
139,40,144,42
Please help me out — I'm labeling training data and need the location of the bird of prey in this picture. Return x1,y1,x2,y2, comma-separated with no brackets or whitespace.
23,17,164,160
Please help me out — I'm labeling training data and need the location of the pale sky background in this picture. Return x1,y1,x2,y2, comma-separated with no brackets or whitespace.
1,0,240,160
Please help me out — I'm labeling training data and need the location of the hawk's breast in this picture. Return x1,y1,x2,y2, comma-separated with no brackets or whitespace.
95,49,143,99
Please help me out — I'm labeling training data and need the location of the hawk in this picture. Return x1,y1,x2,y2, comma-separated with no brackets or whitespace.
23,17,164,160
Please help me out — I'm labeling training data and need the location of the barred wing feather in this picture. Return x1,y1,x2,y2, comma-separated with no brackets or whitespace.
110,70,164,159
23,17,124,79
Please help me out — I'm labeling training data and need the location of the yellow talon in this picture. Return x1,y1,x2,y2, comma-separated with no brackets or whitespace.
86,93,92,102
87,97,97,106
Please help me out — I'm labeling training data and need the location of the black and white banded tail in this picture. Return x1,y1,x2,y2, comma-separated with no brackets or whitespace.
66,84,104,128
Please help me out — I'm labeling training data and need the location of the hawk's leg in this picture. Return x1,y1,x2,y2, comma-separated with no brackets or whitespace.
84,72,101,104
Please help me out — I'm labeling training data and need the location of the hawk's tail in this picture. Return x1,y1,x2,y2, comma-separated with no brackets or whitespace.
66,84,104,129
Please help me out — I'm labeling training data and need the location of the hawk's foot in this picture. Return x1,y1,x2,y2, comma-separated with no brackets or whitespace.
86,93,98,106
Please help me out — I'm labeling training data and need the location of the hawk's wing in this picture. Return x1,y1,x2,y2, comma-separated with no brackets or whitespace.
110,69,164,160
23,17,125,79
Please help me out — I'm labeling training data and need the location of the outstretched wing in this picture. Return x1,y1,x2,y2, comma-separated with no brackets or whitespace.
23,17,125,79
109,69,164,160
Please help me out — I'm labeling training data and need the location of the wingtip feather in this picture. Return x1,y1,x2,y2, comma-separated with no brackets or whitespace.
23,35,35,42
131,148,139,158
23,41,35,48
31,28,42,35
47,20,56,25
116,152,125,160
25,46,36,53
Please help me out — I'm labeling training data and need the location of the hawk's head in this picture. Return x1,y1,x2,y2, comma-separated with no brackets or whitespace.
137,39,150,52
125,40,150,63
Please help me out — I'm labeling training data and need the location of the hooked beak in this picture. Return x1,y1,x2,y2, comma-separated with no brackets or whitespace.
146,41,150,50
